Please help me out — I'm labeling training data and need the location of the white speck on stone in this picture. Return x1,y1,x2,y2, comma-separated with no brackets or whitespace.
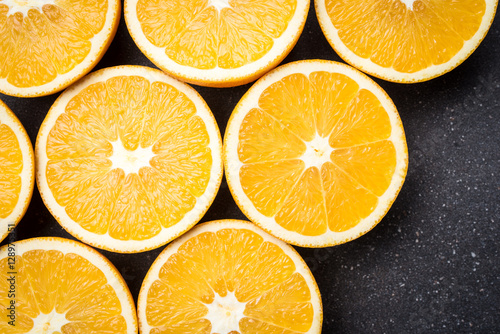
471,252,476,258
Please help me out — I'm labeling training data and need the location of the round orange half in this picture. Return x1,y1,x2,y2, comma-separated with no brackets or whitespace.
224,60,408,247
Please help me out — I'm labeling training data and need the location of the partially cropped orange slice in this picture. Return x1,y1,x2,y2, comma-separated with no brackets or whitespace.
124,0,309,87
36,66,223,253
138,220,322,333
315,0,498,82
224,60,408,247
0,0,120,97
0,237,138,333
0,99,34,242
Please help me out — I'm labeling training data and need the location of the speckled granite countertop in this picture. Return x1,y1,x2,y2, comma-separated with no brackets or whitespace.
1,3,499,333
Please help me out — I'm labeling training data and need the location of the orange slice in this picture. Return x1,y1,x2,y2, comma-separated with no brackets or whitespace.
224,60,408,247
35,66,223,253
124,0,309,87
0,99,34,243
315,0,498,82
0,0,120,97
138,220,323,333
0,237,138,333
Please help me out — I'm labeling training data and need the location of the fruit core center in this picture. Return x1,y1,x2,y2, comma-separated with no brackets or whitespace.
209,0,231,11
302,134,334,169
109,138,155,175
399,0,416,10
32,310,70,334
4,0,56,16
204,291,246,333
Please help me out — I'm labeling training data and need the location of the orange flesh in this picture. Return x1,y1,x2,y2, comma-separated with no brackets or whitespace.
0,250,127,333
0,0,107,88
136,0,297,69
146,228,314,333
45,76,212,241
325,0,486,73
238,71,396,234
0,122,23,218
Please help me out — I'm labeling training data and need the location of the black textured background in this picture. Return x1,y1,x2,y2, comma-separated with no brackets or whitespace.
1,2,499,333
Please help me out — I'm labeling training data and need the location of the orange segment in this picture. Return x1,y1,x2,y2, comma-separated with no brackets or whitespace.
240,160,305,217
166,7,219,70
309,71,359,138
36,66,222,253
230,0,297,39
146,279,208,327
136,0,209,48
0,0,119,97
328,89,392,148
275,167,328,236
224,60,408,247
108,173,162,240
106,76,150,151
138,221,322,333
218,8,273,69
331,141,396,196
0,238,137,333
238,108,306,164
141,81,197,148
65,169,124,235
8,11,58,88
259,73,315,141
0,123,23,174
0,174,21,218
244,273,314,332
321,162,378,233
316,0,496,82
139,168,197,229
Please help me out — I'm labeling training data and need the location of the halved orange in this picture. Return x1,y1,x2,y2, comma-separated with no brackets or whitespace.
315,0,498,82
36,66,223,253
0,0,120,97
138,220,323,333
124,0,309,87
0,237,138,333
224,60,408,247
0,99,34,243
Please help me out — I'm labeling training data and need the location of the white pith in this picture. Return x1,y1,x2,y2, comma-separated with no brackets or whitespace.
0,101,34,243
204,291,246,333
31,310,70,334
3,0,56,16
399,0,416,10
224,61,408,247
124,0,309,86
0,0,120,97
315,0,498,82
35,66,223,253
209,0,231,11
302,133,334,169
137,220,323,334
109,138,155,175
0,237,138,333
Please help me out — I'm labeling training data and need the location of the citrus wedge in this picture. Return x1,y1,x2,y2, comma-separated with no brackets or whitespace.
224,60,408,247
0,99,34,243
315,0,498,83
36,66,223,253
0,237,138,333
138,220,323,333
0,0,120,97
124,0,309,87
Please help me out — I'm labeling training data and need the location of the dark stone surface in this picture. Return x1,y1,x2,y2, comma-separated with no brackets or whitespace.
1,3,499,333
